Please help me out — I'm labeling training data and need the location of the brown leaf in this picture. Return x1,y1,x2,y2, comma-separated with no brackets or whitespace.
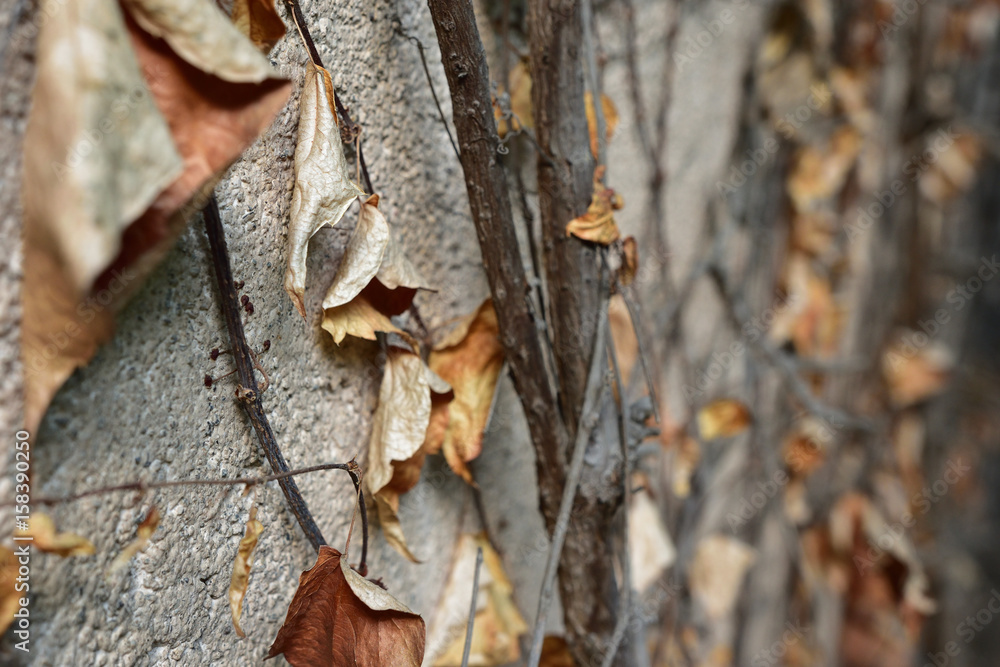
230,506,264,638
0,547,20,637
22,0,290,431
267,546,425,666
372,490,421,564
324,194,391,311
231,0,286,52
284,62,365,318
696,399,752,440
109,506,160,574
584,91,619,158
628,490,675,592
565,166,623,245
608,294,638,389
618,236,638,286
786,125,861,213
15,513,95,557
539,637,576,667
427,300,504,484
427,534,527,666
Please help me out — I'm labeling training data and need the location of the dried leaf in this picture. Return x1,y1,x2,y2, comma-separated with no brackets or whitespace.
323,194,391,311
786,125,861,212
373,490,421,564
366,348,445,561
285,62,365,318
629,490,675,592
321,293,407,345
23,0,290,431
368,348,433,497
882,333,952,408
0,547,20,637
696,399,752,440
689,534,756,620
231,0,286,52
267,546,425,666
609,294,638,389
427,300,504,484
918,131,982,204
539,637,576,667
427,534,527,666
109,506,160,573
230,506,264,638
123,0,277,82
15,513,96,557
494,60,533,137
619,236,638,286
584,91,619,158
565,166,623,245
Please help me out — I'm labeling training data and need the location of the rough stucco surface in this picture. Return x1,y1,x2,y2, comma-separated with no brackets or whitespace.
0,0,767,663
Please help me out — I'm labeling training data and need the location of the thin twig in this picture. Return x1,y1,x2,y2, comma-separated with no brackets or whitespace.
461,547,485,667
602,334,633,667
204,196,327,552
394,25,461,161
30,462,351,506
526,300,610,667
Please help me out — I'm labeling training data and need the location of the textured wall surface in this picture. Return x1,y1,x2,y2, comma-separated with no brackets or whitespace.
0,0,757,663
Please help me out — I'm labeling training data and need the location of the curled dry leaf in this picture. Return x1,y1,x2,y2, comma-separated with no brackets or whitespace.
426,533,527,666
0,547,20,636
231,0,286,52
284,62,366,318
565,166,623,245
366,347,450,561
425,300,504,484
696,399,752,440
267,546,425,666
539,637,576,667
618,236,639,287
320,194,427,345
15,513,96,557
123,0,279,82
688,534,756,620
584,91,619,158
23,0,290,432
109,506,161,574
230,506,264,638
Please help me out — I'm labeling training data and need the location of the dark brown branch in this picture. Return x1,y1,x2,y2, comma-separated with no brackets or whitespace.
204,196,329,552
425,0,571,516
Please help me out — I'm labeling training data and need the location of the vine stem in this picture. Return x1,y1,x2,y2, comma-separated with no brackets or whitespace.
204,195,368,572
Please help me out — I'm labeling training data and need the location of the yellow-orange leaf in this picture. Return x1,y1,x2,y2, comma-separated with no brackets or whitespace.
696,399,752,440
584,91,619,158
427,534,527,665
428,300,504,484
0,548,20,637
15,514,95,557
229,506,264,638
565,166,623,245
